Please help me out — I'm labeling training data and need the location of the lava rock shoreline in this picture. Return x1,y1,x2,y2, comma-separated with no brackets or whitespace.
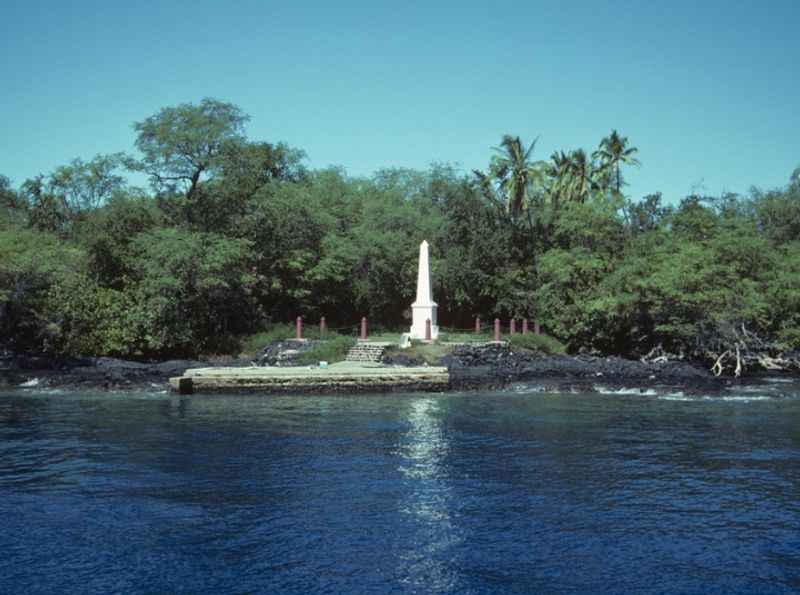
443,343,731,393
0,354,214,391
0,343,792,394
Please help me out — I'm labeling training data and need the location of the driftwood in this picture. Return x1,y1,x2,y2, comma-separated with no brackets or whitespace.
710,350,730,377
702,323,799,377
640,344,683,365
641,325,799,377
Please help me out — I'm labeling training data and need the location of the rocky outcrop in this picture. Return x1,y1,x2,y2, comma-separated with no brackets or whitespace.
444,343,725,392
254,339,323,366
1,353,213,390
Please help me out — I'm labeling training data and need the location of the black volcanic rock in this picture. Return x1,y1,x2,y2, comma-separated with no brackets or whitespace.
444,343,724,393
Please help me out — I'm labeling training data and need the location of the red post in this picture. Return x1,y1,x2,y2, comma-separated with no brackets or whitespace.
360,317,368,341
295,316,302,340
494,318,501,342
475,316,481,333
534,320,541,334
320,316,327,337
522,319,528,334
425,318,432,341
510,319,516,335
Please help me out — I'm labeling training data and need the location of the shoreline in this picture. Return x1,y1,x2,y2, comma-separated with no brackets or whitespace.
2,344,797,396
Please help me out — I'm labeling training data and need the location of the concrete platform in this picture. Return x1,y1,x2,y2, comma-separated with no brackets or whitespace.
169,361,449,394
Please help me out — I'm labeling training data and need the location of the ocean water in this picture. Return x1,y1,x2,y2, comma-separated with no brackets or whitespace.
1,381,799,594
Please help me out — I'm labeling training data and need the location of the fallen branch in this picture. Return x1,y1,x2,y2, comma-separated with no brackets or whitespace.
756,354,800,371
696,322,799,377
734,344,742,378
641,344,681,365
711,351,730,377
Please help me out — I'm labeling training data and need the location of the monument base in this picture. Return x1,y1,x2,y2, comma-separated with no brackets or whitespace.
409,303,439,340
408,325,439,341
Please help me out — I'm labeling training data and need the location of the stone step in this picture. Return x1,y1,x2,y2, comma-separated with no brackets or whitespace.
347,346,389,350
345,342,391,362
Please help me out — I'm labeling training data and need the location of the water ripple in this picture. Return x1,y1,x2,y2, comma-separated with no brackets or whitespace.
0,388,799,594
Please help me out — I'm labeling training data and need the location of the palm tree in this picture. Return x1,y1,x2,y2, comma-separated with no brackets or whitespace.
566,149,595,203
547,150,571,209
790,165,800,191
593,130,640,195
471,168,503,210
548,149,598,204
484,134,547,217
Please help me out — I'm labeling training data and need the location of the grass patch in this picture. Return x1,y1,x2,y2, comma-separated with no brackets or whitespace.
369,330,495,344
361,330,405,343
239,323,341,357
437,330,493,343
508,333,566,355
363,332,402,343
295,335,357,365
383,341,454,365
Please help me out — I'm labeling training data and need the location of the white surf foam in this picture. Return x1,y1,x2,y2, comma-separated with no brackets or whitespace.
659,392,773,403
509,383,548,394
593,385,658,396
659,392,691,401
729,385,778,394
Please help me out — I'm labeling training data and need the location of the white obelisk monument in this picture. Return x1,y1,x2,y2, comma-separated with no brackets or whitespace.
409,240,438,340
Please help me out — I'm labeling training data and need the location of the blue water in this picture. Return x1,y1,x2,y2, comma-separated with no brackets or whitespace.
1,382,800,594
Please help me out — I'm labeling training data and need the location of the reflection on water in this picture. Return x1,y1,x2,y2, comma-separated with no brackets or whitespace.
396,398,462,592
398,398,449,481
1,386,799,594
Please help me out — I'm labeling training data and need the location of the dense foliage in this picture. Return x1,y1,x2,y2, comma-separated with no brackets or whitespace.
1,99,798,364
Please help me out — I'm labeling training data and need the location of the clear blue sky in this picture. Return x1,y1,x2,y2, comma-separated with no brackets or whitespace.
2,0,798,203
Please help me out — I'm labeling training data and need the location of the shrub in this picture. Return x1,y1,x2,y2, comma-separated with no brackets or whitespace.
295,335,356,365
508,333,567,355
44,275,142,356
239,324,295,355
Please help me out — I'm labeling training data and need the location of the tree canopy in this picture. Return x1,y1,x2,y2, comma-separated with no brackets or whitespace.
132,98,248,199
1,101,798,373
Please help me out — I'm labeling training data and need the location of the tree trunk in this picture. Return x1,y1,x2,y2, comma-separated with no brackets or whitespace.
187,168,202,200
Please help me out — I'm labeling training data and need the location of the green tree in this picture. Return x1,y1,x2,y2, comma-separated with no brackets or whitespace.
765,243,800,348
533,199,625,350
628,193,670,234
218,140,306,191
534,246,612,349
670,195,719,241
126,228,256,356
47,153,127,215
749,186,800,245
236,180,330,321
188,140,308,234
428,168,506,321
0,175,24,225
20,175,68,235
132,98,248,200
76,191,163,288
790,164,800,191
0,225,86,350
43,275,140,356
